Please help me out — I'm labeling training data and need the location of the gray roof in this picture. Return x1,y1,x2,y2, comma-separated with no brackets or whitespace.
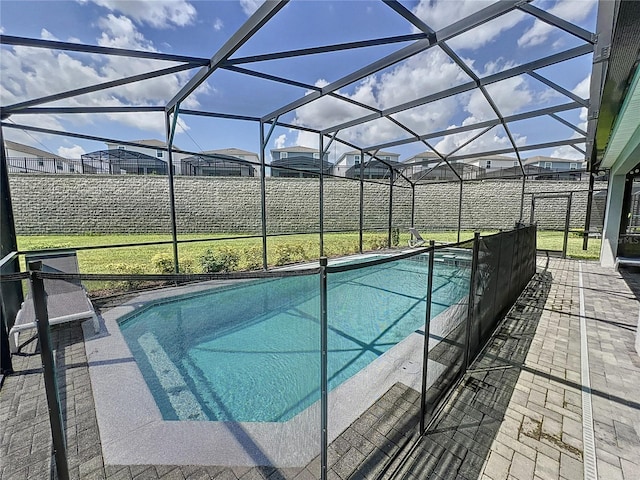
202,148,258,157
270,146,318,153
4,140,66,160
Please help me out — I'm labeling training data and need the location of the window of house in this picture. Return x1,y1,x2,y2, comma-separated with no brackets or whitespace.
544,161,552,169
69,165,75,172
354,155,360,161
156,149,163,158
570,163,578,170
56,161,63,170
281,152,288,159
117,146,125,150
383,156,390,160
38,160,44,166
513,161,519,166
486,160,492,169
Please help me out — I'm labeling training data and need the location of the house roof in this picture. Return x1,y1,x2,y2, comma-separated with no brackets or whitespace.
403,151,441,164
342,150,399,157
202,148,258,157
82,149,165,163
4,140,66,160
108,139,186,152
469,154,518,162
270,146,318,153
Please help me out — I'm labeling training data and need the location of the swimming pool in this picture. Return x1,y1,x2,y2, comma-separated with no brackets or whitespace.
119,255,470,423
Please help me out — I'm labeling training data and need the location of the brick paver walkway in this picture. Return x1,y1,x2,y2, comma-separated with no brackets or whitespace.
1,257,639,479
473,258,640,480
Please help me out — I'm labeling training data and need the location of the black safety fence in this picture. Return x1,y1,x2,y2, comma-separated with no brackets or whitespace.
0,225,537,480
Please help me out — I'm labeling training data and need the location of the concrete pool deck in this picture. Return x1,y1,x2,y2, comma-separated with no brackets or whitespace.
2,257,639,479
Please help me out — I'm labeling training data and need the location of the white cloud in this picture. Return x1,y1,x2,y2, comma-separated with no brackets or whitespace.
85,0,196,28
572,74,591,99
550,141,586,160
240,0,263,16
0,15,209,140
40,28,59,41
412,1,526,50
58,144,86,158
213,18,224,31
434,125,526,157
518,0,596,47
292,49,470,147
412,0,494,30
454,75,533,130
548,76,590,160
274,134,286,149
3,115,69,149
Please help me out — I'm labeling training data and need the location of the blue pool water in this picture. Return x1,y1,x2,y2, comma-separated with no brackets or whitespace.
119,256,470,422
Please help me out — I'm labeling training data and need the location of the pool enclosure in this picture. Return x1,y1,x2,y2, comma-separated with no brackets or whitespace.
1,0,605,275
0,0,623,477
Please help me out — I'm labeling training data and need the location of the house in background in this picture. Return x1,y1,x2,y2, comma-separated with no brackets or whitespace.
511,156,588,180
463,154,520,172
524,156,586,172
401,152,442,181
270,146,331,178
333,150,401,179
181,148,259,177
4,140,81,174
401,152,481,181
81,149,169,175
97,139,190,175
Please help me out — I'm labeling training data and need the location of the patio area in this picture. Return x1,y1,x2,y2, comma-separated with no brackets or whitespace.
1,256,639,479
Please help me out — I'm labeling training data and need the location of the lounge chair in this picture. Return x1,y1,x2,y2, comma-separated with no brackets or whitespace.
408,227,426,247
8,251,99,353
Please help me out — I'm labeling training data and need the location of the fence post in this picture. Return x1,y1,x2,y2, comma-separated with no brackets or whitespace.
319,257,328,480
29,261,70,480
463,232,480,371
420,241,435,435
388,166,393,248
583,173,596,251
562,192,572,259
1,307,13,374
359,150,364,254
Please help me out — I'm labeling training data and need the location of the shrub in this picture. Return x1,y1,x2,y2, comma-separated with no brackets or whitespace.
366,234,389,250
243,245,263,270
324,238,359,257
152,253,174,274
151,253,195,274
200,247,240,273
272,243,306,266
28,242,72,251
104,263,146,291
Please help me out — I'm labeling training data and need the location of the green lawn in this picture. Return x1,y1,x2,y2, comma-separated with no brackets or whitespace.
16,229,600,276
536,230,601,259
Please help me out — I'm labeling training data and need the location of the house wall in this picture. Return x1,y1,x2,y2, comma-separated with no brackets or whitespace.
8,174,606,235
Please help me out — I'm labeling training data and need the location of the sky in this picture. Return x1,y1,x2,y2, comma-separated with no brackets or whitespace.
0,0,598,162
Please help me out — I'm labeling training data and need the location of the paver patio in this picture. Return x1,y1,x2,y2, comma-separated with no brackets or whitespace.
1,257,638,479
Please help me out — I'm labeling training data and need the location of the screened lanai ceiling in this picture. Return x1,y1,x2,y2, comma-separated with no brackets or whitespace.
0,0,602,179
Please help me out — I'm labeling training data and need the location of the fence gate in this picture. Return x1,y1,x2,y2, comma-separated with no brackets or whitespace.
529,192,572,258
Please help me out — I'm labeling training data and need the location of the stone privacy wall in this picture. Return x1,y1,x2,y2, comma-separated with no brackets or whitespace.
8,174,606,235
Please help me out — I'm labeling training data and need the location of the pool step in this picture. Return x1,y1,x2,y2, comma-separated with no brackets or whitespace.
138,332,207,421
